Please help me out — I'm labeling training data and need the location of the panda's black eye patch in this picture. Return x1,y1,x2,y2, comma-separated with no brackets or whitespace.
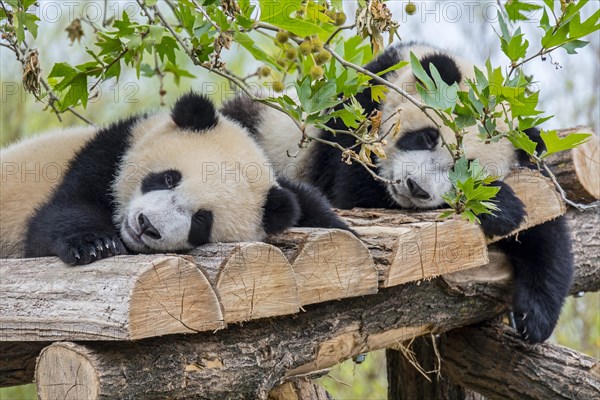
396,128,440,151
188,209,213,246
141,170,182,193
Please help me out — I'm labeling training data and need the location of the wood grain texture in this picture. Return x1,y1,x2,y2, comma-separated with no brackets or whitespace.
190,243,299,322
441,325,600,400
32,239,599,399
545,127,599,202
0,255,223,342
267,228,378,305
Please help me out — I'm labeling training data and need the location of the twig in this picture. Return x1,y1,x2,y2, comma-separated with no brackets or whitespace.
3,35,95,126
534,156,599,211
325,23,356,45
88,48,128,93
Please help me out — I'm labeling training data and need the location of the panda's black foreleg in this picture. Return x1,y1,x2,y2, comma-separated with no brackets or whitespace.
499,217,574,343
478,180,526,237
276,178,353,232
25,202,127,265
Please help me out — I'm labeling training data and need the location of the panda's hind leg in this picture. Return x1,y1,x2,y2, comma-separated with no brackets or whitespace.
499,217,574,343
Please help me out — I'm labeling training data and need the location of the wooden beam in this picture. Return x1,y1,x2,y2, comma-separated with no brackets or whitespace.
545,127,600,203
268,380,333,400
189,243,299,322
0,255,223,341
31,227,599,399
267,228,378,305
441,325,600,400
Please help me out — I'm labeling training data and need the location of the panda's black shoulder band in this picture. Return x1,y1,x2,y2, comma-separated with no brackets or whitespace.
171,91,219,132
419,53,462,86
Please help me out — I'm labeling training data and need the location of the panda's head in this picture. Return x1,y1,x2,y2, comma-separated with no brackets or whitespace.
112,92,299,253
377,45,518,209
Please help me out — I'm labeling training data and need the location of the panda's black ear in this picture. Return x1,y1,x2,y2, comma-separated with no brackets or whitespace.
262,186,300,235
171,92,218,131
418,53,462,86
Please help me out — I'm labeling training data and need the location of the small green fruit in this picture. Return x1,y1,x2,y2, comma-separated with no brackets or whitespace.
276,30,289,44
299,40,312,56
258,66,272,78
334,12,347,26
311,38,323,53
405,2,417,15
315,50,331,65
285,47,298,60
309,65,324,80
272,81,285,92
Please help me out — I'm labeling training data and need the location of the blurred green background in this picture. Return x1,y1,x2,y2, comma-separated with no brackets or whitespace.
1,1,598,399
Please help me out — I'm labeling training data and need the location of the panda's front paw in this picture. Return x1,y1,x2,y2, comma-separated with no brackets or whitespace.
513,287,561,343
479,181,526,237
56,232,128,265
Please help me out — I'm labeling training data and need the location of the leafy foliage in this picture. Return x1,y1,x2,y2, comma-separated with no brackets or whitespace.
1,0,598,221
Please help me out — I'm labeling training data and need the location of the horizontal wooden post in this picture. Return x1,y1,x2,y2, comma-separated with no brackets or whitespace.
31,221,599,399
441,325,600,399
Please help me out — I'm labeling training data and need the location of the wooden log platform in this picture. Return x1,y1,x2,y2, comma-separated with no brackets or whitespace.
30,233,599,399
1,126,598,397
189,243,299,322
545,127,599,203
0,170,570,346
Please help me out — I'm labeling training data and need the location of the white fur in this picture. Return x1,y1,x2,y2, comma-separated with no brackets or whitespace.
112,112,275,251
378,44,518,208
0,126,96,257
1,109,277,257
245,44,519,209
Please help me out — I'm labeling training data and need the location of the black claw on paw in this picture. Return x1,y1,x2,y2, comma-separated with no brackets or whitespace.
56,233,127,265
513,293,561,344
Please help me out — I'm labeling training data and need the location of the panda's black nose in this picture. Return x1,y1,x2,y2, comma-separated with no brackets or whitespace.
406,178,430,200
138,213,162,240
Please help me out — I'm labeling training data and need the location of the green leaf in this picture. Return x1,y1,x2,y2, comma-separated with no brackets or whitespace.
508,130,538,156
410,52,435,90
258,0,330,39
562,39,588,54
504,0,542,22
164,61,196,85
501,31,529,62
233,32,278,68
370,85,388,103
375,61,409,77
540,130,592,159
155,36,178,64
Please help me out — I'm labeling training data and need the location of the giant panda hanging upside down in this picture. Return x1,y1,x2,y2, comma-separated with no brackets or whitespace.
221,43,574,343
0,92,349,265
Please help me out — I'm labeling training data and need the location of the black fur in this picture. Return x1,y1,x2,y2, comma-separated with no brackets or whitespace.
396,127,440,151
141,170,182,193
220,95,262,135
262,185,301,235
479,181,526,237
24,116,138,265
188,209,213,246
171,92,218,131
419,53,462,86
278,178,352,231
500,218,573,343
226,43,574,343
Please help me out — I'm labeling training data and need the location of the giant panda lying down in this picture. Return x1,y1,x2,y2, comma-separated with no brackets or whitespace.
221,43,574,343
0,93,349,265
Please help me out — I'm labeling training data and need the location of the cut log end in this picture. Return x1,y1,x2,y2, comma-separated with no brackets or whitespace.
129,256,224,339
573,129,600,200
192,243,299,322
270,229,378,305
36,342,99,400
